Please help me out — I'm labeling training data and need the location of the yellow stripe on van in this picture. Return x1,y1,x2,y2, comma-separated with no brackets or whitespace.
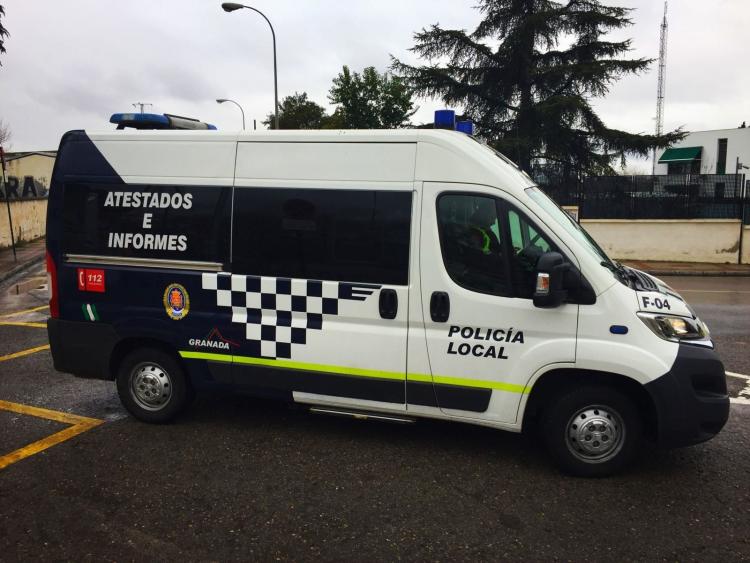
179,351,529,394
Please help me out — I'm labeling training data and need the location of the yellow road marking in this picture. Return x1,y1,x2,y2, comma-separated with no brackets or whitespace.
0,321,47,328
0,400,104,470
0,400,101,426
0,344,50,362
0,305,49,318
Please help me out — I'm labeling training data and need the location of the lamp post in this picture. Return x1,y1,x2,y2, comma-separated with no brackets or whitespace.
216,98,246,130
221,2,278,130
737,156,749,265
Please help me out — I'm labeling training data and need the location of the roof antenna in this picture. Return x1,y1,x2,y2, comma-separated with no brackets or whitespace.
132,102,153,114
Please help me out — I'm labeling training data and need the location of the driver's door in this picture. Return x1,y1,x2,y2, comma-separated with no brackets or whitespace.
418,183,578,423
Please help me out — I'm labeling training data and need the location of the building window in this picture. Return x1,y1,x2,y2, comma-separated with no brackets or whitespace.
667,160,701,175
717,138,728,174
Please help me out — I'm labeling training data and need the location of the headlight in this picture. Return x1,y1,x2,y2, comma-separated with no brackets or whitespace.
637,312,710,343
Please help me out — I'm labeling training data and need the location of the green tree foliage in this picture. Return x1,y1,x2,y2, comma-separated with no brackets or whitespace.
328,66,416,129
320,107,346,129
0,5,9,65
392,0,684,175
264,92,328,129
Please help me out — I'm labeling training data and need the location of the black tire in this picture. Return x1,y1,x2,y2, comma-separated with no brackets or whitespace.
116,347,190,423
542,385,642,477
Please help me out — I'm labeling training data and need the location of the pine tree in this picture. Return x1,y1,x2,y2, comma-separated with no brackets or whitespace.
0,5,9,65
392,0,683,177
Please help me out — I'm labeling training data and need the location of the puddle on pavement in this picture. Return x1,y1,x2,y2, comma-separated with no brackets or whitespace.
7,277,47,296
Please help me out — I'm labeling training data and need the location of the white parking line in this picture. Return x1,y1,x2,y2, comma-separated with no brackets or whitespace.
727,372,750,405
727,371,750,380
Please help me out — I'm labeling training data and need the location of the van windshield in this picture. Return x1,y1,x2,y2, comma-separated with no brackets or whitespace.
525,187,614,267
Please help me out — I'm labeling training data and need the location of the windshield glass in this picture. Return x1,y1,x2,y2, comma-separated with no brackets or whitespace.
525,187,613,266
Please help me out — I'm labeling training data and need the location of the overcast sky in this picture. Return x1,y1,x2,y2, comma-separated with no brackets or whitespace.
1,0,748,169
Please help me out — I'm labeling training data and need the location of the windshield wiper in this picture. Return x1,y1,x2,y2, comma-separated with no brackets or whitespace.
601,260,633,286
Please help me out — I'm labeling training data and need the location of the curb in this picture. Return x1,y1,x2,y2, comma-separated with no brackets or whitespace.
0,254,46,285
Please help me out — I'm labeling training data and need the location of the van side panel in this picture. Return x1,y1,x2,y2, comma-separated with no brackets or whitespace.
89,140,236,185
235,142,416,183
46,131,126,378
47,133,236,383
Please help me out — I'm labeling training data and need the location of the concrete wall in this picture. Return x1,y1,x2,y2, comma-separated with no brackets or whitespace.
0,152,54,248
4,153,55,198
0,199,48,248
743,226,750,265
581,219,743,264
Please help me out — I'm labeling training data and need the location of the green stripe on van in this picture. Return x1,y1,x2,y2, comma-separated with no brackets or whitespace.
179,350,529,394
81,303,99,322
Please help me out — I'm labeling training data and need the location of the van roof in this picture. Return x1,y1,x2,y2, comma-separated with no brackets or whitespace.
78,128,535,192
85,128,464,143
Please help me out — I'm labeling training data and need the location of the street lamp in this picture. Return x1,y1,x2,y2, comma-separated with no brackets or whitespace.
221,2,279,130
216,98,246,130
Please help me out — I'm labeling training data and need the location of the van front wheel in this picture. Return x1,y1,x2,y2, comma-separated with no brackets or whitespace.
542,385,642,477
116,348,189,423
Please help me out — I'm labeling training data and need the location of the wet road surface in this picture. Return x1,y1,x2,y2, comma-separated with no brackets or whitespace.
0,270,748,561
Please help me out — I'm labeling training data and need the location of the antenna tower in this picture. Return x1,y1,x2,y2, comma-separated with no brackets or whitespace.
653,2,668,173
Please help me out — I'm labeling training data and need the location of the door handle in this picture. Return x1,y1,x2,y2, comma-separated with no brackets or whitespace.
430,291,450,323
379,288,398,320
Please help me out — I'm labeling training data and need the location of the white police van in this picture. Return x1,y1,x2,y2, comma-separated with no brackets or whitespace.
46,125,729,476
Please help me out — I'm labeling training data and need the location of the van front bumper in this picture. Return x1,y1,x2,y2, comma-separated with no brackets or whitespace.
644,343,730,448
47,318,119,380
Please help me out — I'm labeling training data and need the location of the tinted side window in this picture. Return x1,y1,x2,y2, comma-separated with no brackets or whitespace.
61,184,231,263
232,188,412,285
507,208,556,298
436,194,510,296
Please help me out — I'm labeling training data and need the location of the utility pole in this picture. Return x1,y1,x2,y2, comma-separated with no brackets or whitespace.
652,2,668,174
132,102,153,114
737,156,749,265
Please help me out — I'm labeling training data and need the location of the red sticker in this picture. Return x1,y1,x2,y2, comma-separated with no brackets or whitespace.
77,268,105,292
85,269,105,293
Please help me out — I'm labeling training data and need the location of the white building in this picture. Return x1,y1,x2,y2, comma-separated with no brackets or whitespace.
655,126,750,175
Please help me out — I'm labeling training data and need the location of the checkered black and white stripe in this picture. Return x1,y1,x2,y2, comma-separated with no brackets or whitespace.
202,273,380,359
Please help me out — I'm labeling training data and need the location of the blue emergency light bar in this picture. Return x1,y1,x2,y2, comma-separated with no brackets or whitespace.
434,110,474,135
110,113,217,131
434,109,456,130
456,121,475,135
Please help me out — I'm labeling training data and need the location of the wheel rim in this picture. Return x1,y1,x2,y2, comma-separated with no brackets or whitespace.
565,404,625,464
129,362,173,411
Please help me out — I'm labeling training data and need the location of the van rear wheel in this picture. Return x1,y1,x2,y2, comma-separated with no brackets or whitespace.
542,385,642,477
116,348,189,423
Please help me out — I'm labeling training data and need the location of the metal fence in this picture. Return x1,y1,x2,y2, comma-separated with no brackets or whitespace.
539,174,749,222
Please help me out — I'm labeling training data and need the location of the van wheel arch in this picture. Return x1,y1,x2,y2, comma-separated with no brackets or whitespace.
109,338,189,384
523,369,657,441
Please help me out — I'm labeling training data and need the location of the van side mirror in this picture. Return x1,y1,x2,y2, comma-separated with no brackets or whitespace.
533,252,569,308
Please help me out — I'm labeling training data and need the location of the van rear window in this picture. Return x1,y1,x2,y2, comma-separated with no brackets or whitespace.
232,188,412,285
61,183,231,264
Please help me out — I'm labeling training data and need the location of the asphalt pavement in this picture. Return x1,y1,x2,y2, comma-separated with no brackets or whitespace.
0,268,749,561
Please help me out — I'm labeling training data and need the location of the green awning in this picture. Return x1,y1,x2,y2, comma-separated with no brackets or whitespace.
658,146,702,162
